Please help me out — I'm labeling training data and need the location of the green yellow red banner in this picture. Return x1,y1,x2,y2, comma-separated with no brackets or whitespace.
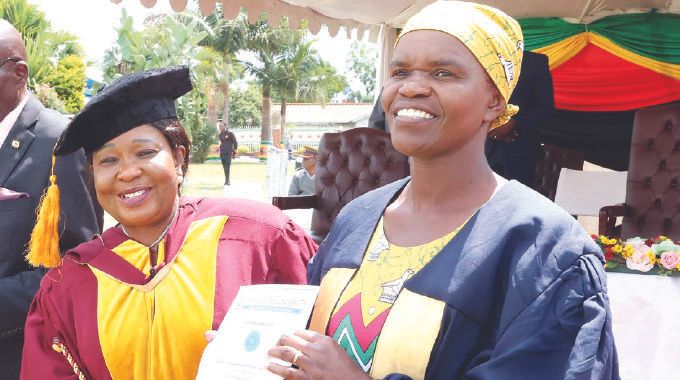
519,13,680,111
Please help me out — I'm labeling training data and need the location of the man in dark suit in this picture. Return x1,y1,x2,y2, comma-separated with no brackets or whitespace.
486,51,555,187
218,120,238,187
0,20,101,379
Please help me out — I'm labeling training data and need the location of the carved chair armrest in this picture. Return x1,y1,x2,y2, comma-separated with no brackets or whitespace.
598,203,630,237
272,195,317,210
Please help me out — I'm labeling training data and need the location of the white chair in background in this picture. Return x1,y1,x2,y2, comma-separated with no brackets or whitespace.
554,168,627,217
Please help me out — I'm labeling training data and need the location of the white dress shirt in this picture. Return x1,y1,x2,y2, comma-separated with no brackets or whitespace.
0,91,29,149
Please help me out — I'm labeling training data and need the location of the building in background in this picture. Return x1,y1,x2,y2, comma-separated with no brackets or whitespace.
207,103,374,161
272,103,374,151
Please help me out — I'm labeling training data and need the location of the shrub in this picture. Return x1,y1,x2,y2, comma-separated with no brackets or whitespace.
189,121,215,163
33,82,66,113
45,55,86,114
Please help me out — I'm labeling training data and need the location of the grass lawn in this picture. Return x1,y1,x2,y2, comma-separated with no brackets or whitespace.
183,160,267,198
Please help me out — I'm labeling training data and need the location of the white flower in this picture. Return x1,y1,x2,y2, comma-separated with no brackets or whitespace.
626,249,655,272
624,237,647,250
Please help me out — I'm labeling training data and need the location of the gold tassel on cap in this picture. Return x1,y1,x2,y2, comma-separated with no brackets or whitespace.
26,155,62,268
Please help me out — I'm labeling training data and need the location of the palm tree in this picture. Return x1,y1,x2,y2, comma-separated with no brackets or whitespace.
179,8,248,129
194,47,225,135
298,60,349,104
202,10,247,128
274,39,349,142
273,36,319,143
243,18,294,159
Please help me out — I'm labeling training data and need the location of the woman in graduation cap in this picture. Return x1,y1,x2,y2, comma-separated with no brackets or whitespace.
20,66,316,379
267,2,618,379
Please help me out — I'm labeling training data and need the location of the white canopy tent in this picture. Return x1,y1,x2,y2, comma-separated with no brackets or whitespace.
112,0,680,88
114,0,680,27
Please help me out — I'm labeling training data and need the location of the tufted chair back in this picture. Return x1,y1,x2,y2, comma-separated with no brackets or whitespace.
311,128,410,239
532,144,585,201
621,102,680,240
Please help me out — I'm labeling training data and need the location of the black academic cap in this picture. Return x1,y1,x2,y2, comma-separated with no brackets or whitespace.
54,65,192,156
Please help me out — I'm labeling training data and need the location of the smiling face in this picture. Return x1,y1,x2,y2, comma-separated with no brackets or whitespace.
91,124,185,231
382,30,505,160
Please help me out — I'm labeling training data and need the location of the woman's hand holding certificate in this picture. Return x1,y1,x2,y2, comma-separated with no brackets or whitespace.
196,285,319,380
267,330,373,380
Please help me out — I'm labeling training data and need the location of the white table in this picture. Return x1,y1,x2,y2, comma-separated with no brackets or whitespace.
607,272,680,379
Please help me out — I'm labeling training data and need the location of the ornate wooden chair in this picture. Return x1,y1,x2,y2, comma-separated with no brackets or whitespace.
599,102,680,240
272,128,410,243
532,143,585,201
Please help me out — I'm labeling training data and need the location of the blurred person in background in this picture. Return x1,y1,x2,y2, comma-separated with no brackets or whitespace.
218,120,238,187
288,146,317,196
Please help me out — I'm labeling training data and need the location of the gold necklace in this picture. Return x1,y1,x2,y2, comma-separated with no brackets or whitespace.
120,198,179,251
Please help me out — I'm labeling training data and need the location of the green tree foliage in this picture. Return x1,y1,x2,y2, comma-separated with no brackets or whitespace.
0,0,83,89
47,31,83,60
102,10,209,78
0,0,48,40
229,85,262,128
346,41,377,102
46,55,85,113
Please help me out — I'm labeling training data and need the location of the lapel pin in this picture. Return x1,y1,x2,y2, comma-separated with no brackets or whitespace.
11,139,20,149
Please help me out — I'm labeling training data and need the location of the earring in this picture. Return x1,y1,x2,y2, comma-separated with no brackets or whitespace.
177,169,184,184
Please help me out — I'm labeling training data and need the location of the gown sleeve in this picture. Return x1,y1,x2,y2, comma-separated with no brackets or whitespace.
465,254,619,380
306,229,332,286
21,286,82,379
269,219,317,285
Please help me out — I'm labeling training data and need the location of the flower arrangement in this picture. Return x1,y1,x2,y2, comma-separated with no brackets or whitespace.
593,235,680,276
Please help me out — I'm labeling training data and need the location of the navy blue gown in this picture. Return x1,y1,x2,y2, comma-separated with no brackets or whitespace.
308,178,618,379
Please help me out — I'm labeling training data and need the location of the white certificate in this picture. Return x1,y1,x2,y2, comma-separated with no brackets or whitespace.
196,284,320,380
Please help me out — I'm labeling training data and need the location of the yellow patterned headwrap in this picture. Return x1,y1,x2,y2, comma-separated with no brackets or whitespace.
397,1,524,129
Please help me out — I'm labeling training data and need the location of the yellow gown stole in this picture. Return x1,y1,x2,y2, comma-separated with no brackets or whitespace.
89,216,227,379
312,217,461,379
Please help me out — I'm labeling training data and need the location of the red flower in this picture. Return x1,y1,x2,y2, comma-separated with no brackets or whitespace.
604,247,614,261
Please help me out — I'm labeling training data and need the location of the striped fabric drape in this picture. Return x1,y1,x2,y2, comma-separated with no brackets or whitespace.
519,14,680,111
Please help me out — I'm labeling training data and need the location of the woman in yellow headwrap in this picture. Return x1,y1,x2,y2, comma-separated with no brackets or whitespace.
267,1,618,379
